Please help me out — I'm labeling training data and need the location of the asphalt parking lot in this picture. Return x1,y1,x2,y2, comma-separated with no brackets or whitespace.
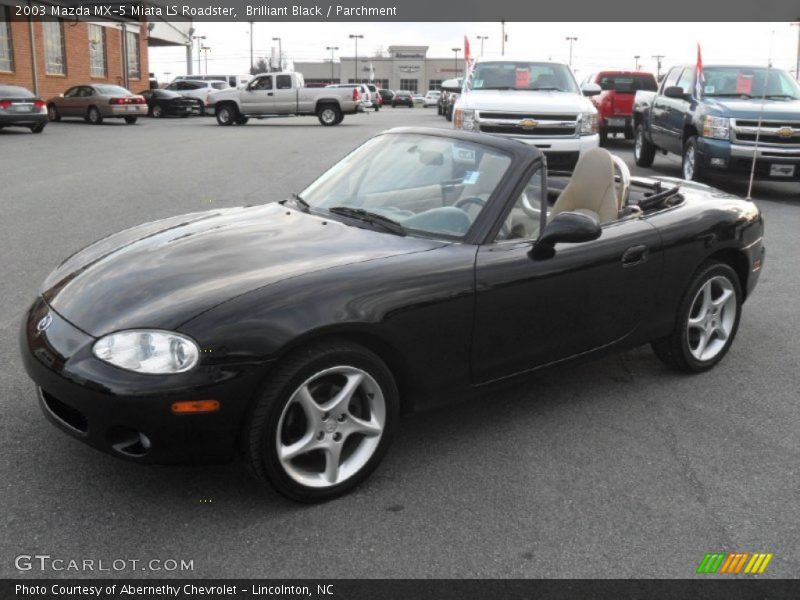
1,109,799,579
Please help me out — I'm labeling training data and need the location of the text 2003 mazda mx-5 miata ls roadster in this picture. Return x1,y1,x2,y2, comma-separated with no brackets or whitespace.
21,128,764,501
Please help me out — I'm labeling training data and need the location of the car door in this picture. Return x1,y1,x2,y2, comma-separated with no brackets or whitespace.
650,67,682,150
240,75,274,113
662,67,695,154
58,86,81,116
471,169,663,383
76,86,95,116
272,74,297,113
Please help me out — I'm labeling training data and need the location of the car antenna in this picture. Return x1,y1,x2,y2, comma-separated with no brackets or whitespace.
746,29,775,201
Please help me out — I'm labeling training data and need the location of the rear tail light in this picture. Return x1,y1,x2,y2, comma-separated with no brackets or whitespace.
109,97,145,105
352,88,359,101
34,100,46,109
0,100,11,109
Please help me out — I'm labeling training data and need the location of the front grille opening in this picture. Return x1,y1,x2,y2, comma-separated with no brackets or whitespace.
108,426,152,458
40,389,88,434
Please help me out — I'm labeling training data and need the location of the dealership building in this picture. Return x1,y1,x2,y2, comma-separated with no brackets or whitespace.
295,45,466,92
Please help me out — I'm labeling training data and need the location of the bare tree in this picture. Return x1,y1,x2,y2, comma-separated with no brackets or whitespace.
250,58,269,75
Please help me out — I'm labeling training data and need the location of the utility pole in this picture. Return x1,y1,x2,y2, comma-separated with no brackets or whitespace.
326,46,339,83
349,34,363,83
191,35,205,75
248,22,254,73
201,45,210,75
501,21,505,56
477,35,488,57
651,54,665,78
634,55,640,70
452,47,460,77
565,36,577,67
272,37,282,71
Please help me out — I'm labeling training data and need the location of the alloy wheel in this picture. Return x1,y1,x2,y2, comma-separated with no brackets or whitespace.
686,275,736,361
634,130,642,160
276,366,385,488
320,108,336,124
683,145,695,180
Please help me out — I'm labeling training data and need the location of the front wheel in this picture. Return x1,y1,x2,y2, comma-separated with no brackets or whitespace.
651,261,742,373
599,129,608,146
317,105,342,126
47,104,60,122
243,341,399,502
235,115,249,125
151,104,164,118
633,124,656,167
682,136,703,181
216,104,236,126
87,106,103,125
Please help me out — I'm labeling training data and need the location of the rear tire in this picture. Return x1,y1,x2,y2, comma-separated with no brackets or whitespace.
216,103,236,126
124,116,138,124
633,124,656,167
682,136,703,181
317,104,342,126
651,261,742,373
87,106,103,125
30,123,46,133
599,129,608,146
151,104,164,118
235,115,249,125
47,104,60,122
242,341,399,502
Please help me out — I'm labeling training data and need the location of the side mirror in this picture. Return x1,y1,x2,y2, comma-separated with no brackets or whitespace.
581,83,602,97
530,211,601,260
664,86,689,100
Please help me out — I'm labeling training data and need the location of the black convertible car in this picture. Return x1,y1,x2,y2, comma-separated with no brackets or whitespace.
21,128,764,502
138,88,203,118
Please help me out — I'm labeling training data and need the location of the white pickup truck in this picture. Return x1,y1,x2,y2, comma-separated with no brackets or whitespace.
450,58,602,171
209,71,364,126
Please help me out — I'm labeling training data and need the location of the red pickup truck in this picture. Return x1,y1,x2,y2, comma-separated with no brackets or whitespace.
581,70,658,144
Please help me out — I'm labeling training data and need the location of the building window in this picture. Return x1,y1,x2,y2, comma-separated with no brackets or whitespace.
43,21,66,75
88,24,106,77
400,78,418,92
428,80,443,91
0,7,13,72
127,30,140,79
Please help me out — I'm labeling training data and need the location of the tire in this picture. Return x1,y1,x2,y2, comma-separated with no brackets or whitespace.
235,115,249,125
624,126,634,140
599,129,608,146
47,104,60,122
242,341,399,502
317,104,342,126
374,105,380,112
124,116,138,124
87,106,103,125
30,123,45,133
151,104,164,118
633,124,656,167
445,107,453,122
216,103,236,126
682,136,703,181
651,261,742,373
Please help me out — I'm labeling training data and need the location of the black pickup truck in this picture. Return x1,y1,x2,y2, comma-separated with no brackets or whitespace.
632,64,800,185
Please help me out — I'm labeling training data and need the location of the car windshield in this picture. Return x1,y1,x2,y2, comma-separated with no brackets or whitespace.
468,62,579,93
94,85,131,96
702,67,800,99
299,133,512,239
598,74,657,92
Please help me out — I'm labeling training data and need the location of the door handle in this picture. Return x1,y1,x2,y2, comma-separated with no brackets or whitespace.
622,245,648,266
267,92,274,96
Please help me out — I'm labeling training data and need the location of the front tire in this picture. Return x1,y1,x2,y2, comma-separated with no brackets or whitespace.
216,103,236,126
243,341,399,502
599,129,608,146
634,124,656,167
235,115,249,125
651,261,742,373
682,136,703,181
87,106,103,125
47,104,60,122
151,104,164,118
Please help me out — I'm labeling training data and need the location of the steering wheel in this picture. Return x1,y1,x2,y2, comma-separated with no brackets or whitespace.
454,196,486,212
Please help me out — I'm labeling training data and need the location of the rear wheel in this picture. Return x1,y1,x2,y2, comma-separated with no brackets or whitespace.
599,129,608,146
124,116,138,124
30,123,46,133
633,124,656,167
682,136,703,181
47,104,60,122
651,261,742,373
235,115,249,125
151,104,164,118
216,103,236,126
243,341,399,502
87,106,103,125
318,104,342,126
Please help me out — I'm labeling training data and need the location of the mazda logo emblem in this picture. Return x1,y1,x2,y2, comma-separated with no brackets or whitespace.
36,314,52,332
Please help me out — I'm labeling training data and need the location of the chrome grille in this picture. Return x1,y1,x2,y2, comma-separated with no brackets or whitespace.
476,111,579,137
732,118,800,147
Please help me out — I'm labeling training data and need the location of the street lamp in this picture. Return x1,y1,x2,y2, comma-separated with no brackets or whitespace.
191,35,206,75
272,37,282,71
565,36,577,67
477,35,488,57
651,54,665,79
326,45,339,83
634,55,640,70
201,46,211,75
349,34,363,83
452,47,460,77
501,21,506,56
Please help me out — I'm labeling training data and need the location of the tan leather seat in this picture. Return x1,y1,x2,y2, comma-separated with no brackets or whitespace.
551,148,619,224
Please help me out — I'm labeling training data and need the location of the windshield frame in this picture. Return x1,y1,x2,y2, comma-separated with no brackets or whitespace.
465,61,580,94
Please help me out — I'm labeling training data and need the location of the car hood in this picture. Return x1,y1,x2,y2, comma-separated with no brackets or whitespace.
42,203,445,337
208,88,237,102
703,97,800,119
458,90,595,113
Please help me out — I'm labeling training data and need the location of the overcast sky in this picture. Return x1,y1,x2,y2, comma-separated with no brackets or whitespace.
150,21,799,81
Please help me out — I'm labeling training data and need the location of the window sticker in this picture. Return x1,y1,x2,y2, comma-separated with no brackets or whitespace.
515,69,531,88
704,85,715,94
463,171,480,185
736,74,753,94
453,146,476,164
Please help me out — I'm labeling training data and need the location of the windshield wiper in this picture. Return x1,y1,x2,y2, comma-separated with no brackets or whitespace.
765,94,797,100
478,86,517,90
531,87,565,91
328,206,406,236
706,93,754,98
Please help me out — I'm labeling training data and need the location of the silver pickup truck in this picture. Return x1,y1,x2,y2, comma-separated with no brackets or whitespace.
209,71,364,126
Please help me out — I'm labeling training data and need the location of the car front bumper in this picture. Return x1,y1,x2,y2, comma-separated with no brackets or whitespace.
20,297,269,465
698,137,800,181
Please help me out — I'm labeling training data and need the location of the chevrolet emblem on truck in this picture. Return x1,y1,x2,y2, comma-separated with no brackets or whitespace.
520,119,539,129
777,127,794,138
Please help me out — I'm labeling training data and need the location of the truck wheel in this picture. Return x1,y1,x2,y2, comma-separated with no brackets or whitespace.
634,124,656,167
235,115,249,125
318,105,342,126
682,136,703,181
216,104,236,126
599,129,608,146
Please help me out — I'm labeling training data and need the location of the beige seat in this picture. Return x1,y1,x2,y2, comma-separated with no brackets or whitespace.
551,148,620,224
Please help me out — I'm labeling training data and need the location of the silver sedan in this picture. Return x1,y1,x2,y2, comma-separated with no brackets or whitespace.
47,84,148,125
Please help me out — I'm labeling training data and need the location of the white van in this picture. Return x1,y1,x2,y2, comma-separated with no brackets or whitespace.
172,74,252,89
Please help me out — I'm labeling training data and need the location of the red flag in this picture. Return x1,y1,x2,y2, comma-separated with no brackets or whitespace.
695,43,704,98
464,35,471,71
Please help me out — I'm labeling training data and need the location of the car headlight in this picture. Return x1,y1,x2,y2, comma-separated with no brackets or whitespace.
579,111,598,136
455,108,476,131
703,116,730,140
93,330,200,374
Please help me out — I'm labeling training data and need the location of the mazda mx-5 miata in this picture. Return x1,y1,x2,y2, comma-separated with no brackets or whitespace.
21,128,764,502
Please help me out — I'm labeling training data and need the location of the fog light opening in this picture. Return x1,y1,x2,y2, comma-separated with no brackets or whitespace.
109,427,151,458
710,157,727,169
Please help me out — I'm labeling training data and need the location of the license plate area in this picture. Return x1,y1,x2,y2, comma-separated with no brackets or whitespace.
770,164,796,178
607,118,625,127
14,104,33,112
